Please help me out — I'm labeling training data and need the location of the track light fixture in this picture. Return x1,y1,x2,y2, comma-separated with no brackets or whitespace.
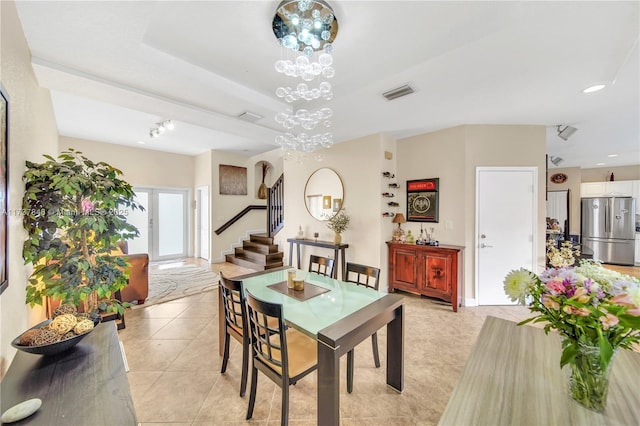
149,120,174,138
556,125,578,141
549,156,564,166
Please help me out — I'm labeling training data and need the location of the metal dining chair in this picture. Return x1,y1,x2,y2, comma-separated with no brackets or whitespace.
245,291,318,426
344,262,381,393
219,272,250,397
308,255,335,277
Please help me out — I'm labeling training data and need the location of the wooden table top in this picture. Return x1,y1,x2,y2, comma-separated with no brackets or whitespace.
439,316,640,426
1,322,137,425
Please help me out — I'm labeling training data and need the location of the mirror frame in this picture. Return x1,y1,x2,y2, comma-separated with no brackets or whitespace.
304,168,344,221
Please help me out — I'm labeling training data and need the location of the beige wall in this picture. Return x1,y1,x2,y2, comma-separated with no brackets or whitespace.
398,125,547,303
61,137,194,188
281,134,392,285
581,165,640,182
0,0,59,377
209,149,284,262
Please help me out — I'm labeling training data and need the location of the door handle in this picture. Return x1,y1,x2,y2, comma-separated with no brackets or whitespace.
480,243,493,248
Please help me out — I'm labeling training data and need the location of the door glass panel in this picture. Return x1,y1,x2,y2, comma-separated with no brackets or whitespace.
128,191,149,254
158,192,185,257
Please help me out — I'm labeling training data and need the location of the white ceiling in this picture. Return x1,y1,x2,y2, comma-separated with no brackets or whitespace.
14,1,640,169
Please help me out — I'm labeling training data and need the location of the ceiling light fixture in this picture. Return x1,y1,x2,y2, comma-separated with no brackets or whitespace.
272,0,338,161
149,120,174,139
607,154,618,158
582,83,607,93
556,125,578,141
549,156,564,166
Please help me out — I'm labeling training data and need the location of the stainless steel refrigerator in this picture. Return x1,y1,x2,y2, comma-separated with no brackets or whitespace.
581,197,636,265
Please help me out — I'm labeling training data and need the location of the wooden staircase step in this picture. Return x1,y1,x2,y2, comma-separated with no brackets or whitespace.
225,253,283,270
242,240,279,254
250,234,274,245
234,248,283,265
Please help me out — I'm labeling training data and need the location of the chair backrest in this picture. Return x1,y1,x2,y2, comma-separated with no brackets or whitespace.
245,291,288,378
220,272,247,336
345,262,380,291
309,255,335,277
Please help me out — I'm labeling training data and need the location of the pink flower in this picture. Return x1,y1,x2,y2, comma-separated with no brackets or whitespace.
81,198,94,214
627,308,640,316
611,293,636,308
599,313,619,330
562,305,591,316
542,295,560,310
546,279,565,295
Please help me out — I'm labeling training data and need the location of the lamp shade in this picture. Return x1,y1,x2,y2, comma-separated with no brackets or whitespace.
392,213,406,224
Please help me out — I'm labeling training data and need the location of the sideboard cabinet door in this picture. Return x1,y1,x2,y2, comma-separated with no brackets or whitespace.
421,252,453,299
387,241,463,312
389,246,419,292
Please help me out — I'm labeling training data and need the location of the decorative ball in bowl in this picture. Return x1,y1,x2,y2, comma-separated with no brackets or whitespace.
11,306,101,356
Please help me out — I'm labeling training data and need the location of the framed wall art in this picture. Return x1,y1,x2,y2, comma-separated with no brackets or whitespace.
0,86,8,294
407,178,439,223
219,164,247,195
323,195,332,209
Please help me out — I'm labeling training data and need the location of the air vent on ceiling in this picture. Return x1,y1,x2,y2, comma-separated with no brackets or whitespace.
382,84,415,101
237,111,263,122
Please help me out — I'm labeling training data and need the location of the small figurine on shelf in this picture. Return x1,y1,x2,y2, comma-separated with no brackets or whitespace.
388,183,400,188
387,201,399,207
382,192,395,197
405,230,415,244
382,172,395,178
382,212,395,217
297,225,304,239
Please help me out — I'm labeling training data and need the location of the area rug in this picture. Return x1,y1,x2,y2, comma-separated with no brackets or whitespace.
139,265,220,307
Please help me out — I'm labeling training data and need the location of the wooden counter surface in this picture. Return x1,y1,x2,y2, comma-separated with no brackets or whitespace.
0,322,137,425
439,316,640,425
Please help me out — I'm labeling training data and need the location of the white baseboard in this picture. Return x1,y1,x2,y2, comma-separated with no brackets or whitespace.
465,298,478,307
214,228,267,263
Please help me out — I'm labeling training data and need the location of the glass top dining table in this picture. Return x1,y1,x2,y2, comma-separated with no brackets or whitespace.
219,267,405,424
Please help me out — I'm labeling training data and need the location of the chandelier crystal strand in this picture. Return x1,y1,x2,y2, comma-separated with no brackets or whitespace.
272,0,338,161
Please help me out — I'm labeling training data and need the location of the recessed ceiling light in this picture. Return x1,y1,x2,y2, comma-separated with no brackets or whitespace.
582,84,606,93
137,141,146,144
607,154,618,158
596,162,605,166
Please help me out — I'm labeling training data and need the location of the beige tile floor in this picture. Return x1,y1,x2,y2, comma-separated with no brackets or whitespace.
120,261,638,425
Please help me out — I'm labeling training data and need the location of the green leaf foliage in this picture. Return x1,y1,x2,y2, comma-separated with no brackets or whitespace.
22,149,144,313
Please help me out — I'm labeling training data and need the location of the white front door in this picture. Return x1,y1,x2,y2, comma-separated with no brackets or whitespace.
476,167,537,305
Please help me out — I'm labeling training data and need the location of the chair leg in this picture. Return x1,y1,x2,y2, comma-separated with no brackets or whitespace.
246,366,258,420
220,332,230,373
371,332,381,368
347,349,354,394
240,340,249,397
281,380,289,426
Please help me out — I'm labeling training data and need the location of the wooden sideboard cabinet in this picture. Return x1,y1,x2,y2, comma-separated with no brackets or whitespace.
386,241,464,312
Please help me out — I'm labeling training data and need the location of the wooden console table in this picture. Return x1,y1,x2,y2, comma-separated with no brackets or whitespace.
287,238,349,280
439,316,640,425
0,322,137,425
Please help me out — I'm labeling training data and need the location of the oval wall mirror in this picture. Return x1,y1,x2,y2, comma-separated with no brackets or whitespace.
304,168,344,221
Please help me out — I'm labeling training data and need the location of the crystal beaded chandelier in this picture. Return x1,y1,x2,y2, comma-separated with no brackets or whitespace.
272,0,338,161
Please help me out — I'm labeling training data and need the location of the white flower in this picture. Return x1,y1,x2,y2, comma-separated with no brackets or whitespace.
503,268,537,304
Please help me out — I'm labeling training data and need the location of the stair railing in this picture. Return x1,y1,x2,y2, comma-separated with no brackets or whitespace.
214,205,266,235
268,173,284,237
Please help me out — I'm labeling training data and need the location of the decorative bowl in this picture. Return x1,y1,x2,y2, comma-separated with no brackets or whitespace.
11,315,101,356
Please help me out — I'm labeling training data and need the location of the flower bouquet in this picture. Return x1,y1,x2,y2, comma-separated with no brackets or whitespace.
503,258,640,412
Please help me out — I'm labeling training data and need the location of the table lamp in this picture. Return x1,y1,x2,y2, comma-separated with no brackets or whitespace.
392,213,406,242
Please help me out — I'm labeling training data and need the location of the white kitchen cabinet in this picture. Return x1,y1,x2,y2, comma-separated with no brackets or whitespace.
580,181,634,197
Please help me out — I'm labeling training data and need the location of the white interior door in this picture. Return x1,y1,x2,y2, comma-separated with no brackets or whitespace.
476,167,537,305
128,188,189,261
196,186,210,261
